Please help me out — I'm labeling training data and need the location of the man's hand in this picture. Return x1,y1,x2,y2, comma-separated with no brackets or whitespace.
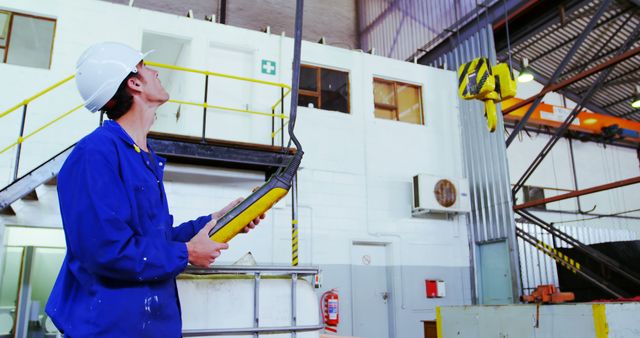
213,193,266,234
186,218,228,267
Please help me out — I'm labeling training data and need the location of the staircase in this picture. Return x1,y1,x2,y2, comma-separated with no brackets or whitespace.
515,208,640,299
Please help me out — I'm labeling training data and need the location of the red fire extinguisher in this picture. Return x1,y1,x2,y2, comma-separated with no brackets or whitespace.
320,289,339,333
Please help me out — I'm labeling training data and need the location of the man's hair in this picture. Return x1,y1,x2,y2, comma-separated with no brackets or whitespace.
100,72,139,120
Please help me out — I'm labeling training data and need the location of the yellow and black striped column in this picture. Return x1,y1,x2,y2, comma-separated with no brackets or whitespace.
292,174,299,266
292,220,299,266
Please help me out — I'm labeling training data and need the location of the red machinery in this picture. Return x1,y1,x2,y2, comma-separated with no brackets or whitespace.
521,285,575,304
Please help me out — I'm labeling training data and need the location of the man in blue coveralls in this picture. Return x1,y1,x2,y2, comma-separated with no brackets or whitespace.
45,42,264,337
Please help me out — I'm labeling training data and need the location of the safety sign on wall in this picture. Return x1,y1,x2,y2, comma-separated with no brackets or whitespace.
261,60,277,75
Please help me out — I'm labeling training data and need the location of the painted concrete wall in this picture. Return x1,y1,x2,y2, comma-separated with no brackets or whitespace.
99,0,360,50
439,302,640,338
0,1,469,337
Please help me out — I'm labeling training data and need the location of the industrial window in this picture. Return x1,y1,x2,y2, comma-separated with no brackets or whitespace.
0,11,56,69
523,186,546,210
298,65,350,114
373,78,424,125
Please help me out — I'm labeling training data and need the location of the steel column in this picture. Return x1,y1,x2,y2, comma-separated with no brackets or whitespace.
514,176,640,210
504,0,612,147
291,174,299,266
219,0,226,24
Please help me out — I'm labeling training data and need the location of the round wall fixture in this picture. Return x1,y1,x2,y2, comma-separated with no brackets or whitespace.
434,179,457,207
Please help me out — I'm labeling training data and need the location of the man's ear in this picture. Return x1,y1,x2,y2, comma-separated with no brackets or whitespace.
126,76,143,94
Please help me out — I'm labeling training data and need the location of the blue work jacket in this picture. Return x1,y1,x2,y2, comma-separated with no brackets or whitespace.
46,120,212,337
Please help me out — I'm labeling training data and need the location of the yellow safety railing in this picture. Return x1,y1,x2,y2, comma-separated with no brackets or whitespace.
144,61,291,115
0,62,292,168
0,104,84,155
0,75,75,119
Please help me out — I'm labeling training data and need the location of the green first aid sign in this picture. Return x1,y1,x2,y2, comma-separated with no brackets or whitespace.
261,60,276,75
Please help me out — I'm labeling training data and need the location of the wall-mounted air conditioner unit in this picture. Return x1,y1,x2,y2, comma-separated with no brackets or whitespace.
412,174,471,216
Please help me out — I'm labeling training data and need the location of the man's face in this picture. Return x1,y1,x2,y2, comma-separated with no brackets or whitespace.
134,61,170,105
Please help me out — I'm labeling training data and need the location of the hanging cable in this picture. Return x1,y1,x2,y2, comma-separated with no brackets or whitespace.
503,0,513,73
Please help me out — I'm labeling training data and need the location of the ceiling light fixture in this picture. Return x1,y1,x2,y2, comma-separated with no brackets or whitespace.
631,85,640,109
517,58,534,83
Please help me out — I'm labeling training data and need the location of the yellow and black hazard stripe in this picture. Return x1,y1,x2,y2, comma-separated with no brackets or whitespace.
457,57,495,100
292,219,299,266
536,240,582,274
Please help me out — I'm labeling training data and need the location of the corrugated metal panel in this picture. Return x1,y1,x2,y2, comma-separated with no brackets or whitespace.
428,25,521,303
358,0,497,60
498,0,640,121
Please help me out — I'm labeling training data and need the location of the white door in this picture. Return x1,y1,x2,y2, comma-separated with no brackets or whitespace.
351,243,391,338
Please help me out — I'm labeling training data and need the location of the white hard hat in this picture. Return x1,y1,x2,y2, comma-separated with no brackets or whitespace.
75,42,153,112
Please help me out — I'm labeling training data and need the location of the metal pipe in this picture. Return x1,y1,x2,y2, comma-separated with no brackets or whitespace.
253,272,260,338
281,87,285,148
183,265,318,275
515,176,640,210
502,45,640,116
529,207,640,221
504,0,612,147
568,138,583,212
13,105,28,181
13,246,34,338
291,273,298,338
182,324,324,336
202,75,209,142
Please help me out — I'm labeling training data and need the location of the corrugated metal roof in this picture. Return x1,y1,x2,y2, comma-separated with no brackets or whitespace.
498,0,640,122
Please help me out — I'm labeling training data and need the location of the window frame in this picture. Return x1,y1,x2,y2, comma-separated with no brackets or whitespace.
0,10,12,63
299,64,351,114
373,77,424,125
0,10,57,69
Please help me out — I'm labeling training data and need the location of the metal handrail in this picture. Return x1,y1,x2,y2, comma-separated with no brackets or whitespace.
0,75,75,119
145,61,291,91
0,104,84,155
168,99,287,119
183,265,318,275
183,324,324,336
0,62,292,178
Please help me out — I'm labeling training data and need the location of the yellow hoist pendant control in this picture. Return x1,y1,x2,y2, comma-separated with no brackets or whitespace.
209,178,290,243
458,57,495,100
492,63,517,101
